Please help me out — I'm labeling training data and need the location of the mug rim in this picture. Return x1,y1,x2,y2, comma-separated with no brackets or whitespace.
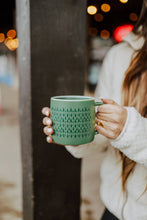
51,95,95,101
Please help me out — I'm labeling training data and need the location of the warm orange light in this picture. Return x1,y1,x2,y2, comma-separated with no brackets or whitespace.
100,30,110,39
0,33,5,43
94,13,104,22
88,27,98,37
87,5,97,15
119,0,128,3
7,29,16,38
129,13,138,22
101,3,111,13
4,37,11,45
5,37,19,51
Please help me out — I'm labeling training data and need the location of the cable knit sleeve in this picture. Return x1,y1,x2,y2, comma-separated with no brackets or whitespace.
110,107,147,167
65,48,114,159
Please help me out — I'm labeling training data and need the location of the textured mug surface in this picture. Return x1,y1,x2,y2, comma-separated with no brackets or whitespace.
50,95,103,145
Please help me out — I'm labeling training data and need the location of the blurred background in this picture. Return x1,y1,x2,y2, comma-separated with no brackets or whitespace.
0,1,21,220
0,0,142,220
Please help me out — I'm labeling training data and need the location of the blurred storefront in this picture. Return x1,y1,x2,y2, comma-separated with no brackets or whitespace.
0,0,18,113
86,0,142,93
0,1,22,220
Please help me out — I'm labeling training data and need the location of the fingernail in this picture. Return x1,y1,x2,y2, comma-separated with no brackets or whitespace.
46,127,53,134
99,97,107,101
45,110,49,116
46,118,52,125
47,136,52,143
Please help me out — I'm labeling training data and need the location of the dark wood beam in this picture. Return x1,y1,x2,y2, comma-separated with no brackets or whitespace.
16,0,87,219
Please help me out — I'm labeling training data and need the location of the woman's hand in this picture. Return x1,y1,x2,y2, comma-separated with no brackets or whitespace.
95,99,127,139
42,107,77,146
42,107,54,143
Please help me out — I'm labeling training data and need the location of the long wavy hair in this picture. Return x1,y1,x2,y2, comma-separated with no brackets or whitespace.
121,0,147,191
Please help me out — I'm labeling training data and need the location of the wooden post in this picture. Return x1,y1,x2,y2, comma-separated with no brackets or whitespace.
16,0,87,219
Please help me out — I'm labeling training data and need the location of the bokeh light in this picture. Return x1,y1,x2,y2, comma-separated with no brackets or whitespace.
113,24,134,42
4,37,11,45
129,13,138,22
100,30,110,39
101,3,111,13
88,27,98,37
0,33,5,43
119,0,128,3
94,13,104,22
7,29,16,39
87,5,98,15
5,37,19,51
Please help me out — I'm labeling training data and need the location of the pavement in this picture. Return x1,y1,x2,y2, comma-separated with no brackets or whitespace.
81,153,105,220
0,85,22,220
0,84,104,220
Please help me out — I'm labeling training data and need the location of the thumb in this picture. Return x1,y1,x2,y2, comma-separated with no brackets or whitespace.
101,98,118,105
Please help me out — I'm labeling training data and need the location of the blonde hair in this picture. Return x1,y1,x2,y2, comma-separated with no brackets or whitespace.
121,52,147,190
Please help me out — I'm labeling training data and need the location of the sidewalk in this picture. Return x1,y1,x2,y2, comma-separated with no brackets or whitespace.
0,85,22,220
81,153,105,220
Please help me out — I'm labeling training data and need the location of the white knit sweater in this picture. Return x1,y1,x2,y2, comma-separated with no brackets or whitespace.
65,32,147,220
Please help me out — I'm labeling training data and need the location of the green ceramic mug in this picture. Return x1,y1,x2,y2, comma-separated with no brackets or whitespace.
50,95,103,145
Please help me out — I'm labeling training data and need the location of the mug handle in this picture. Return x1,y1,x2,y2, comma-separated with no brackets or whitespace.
94,101,104,135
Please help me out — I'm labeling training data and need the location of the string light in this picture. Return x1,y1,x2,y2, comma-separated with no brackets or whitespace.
94,13,104,22
7,29,16,39
129,13,138,22
100,30,110,39
0,33,5,43
87,5,97,15
4,37,11,46
5,37,19,51
119,0,128,3
101,3,111,13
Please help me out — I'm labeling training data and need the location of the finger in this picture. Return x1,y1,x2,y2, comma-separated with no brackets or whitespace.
95,119,106,128
46,137,65,146
95,124,111,138
95,121,115,139
96,112,118,123
42,117,53,126
96,104,113,114
101,98,118,105
95,120,107,135
95,119,121,139
96,118,115,131
96,113,110,122
96,117,104,124
97,104,120,114
42,107,50,116
46,136,53,143
43,126,54,135
96,118,117,130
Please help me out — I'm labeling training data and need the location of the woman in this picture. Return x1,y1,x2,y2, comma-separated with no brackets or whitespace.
42,1,147,219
